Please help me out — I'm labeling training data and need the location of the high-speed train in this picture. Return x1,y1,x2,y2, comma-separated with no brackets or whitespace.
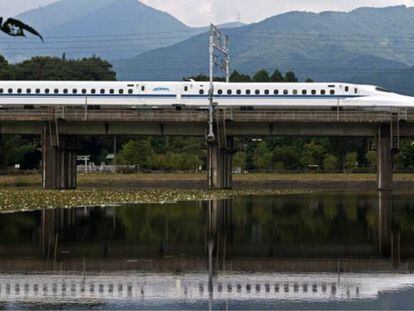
0,81,412,110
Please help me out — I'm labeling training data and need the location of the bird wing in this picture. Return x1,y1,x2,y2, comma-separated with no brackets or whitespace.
4,18,43,41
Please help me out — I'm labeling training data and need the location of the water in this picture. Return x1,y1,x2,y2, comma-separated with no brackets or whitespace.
0,191,414,309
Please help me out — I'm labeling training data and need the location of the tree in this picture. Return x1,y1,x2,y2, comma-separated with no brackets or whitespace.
233,151,246,169
273,145,301,170
284,71,298,82
252,69,270,82
365,150,377,171
116,139,154,170
230,70,251,82
252,141,272,170
345,152,359,171
270,69,283,82
301,141,326,168
323,154,338,171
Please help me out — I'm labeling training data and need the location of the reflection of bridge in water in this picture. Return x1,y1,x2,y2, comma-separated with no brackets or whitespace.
0,192,413,304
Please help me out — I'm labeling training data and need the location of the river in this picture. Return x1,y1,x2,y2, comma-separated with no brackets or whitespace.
0,191,413,309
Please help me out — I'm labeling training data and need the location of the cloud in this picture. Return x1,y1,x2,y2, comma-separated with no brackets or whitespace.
0,0,57,17
1,0,413,26
141,0,414,26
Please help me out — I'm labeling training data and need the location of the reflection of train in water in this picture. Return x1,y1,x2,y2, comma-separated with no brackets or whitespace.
0,81,413,110
1,272,413,303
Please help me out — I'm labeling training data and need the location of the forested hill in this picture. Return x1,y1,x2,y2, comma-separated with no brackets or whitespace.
115,5,414,85
0,0,243,63
1,0,197,62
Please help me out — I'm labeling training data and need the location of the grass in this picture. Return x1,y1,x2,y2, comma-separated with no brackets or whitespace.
0,172,413,188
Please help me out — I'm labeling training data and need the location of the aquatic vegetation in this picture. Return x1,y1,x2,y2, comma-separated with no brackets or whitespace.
0,189,308,212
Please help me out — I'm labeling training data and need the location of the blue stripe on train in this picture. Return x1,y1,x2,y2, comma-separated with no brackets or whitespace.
0,94,364,99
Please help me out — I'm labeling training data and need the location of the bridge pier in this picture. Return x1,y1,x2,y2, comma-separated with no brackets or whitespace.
42,129,77,190
377,124,393,191
207,138,233,190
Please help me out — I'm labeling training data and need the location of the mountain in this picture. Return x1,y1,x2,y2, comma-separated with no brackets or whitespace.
115,6,414,82
354,66,414,96
0,0,201,61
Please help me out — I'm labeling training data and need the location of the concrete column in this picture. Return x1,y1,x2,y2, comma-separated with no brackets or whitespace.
42,128,77,190
377,124,393,191
207,138,233,190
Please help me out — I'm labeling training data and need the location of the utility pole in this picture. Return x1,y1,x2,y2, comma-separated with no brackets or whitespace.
208,24,230,140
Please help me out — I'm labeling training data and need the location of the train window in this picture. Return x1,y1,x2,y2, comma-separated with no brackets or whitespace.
184,86,188,92
236,90,242,95
345,86,349,92
227,90,232,95
302,90,307,95
17,88,22,94
110,89,115,94
274,89,279,95
141,86,145,92
283,89,288,95
199,89,204,95
82,89,87,94
100,89,105,94
311,90,316,95
26,89,31,94
119,89,124,94
246,90,251,95
72,89,77,94
45,89,50,94
63,89,68,94
264,89,270,95
218,89,223,95
255,89,260,95
8,88,12,93
54,89,59,94
36,89,40,94
354,88,358,94
91,89,96,94
293,89,298,95
128,89,133,94
330,90,335,95
0,88,3,93
321,90,326,95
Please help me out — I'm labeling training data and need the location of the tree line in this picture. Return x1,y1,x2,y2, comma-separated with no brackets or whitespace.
0,55,413,172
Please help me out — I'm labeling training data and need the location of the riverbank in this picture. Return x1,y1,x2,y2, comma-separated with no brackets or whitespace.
0,172,414,190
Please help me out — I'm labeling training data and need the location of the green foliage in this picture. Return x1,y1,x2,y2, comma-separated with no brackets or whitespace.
116,139,154,169
284,71,298,82
270,69,284,82
252,69,270,82
301,141,326,168
230,70,251,82
365,150,377,171
252,141,273,170
233,151,246,169
8,56,116,81
323,154,338,171
345,152,359,171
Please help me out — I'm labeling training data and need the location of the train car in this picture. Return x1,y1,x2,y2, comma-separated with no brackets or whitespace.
0,81,412,110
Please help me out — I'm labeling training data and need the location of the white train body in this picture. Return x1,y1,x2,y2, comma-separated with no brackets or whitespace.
0,81,412,110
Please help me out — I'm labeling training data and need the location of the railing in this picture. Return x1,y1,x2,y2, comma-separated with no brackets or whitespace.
0,107,411,123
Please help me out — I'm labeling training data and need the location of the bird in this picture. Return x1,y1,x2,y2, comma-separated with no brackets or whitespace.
0,17,43,41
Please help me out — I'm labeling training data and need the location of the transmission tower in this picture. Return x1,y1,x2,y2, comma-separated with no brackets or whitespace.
208,24,230,139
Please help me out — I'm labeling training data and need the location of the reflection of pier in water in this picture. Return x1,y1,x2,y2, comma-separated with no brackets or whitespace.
0,192,413,304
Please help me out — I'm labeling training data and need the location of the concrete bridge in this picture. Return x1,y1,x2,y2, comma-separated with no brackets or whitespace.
0,106,413,190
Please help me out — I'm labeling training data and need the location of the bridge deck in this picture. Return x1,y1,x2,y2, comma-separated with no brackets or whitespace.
0,107,413,137
0,107,411,122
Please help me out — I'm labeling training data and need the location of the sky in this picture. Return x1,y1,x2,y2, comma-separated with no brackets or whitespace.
0,0,413,26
